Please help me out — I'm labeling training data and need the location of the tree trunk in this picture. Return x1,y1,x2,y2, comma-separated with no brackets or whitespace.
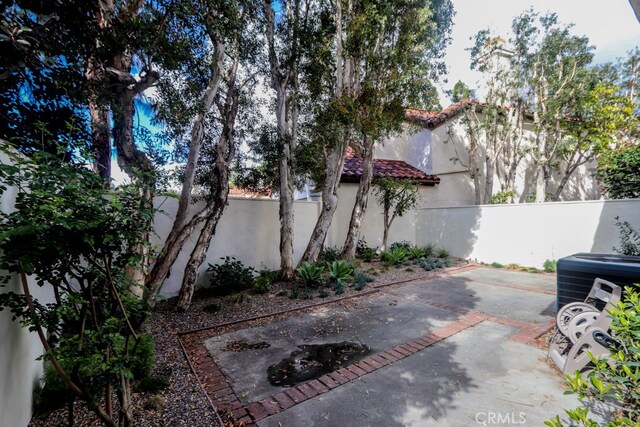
175,59,240,311
380,202,391,252
88,104,111,181
118,376,133,427
483,155,495,204
300,142,348,263
341,139,374,258
144,42,225,301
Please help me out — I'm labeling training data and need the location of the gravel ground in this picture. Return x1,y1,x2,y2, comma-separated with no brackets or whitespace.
29,258,468,427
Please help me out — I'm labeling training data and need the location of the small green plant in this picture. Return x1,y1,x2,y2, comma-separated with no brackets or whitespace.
334,281,345,295
489,190,515,204
253,270,277,294
318,289,330,298
203,302,221,313
543,259,557,273
301,287,314,300
408,247,426,259
353,271,374,286
420,260,433,271
327,260,354,286
490,262,504,268
296,262,325,288
354,282,366,291
231,291,250,304
318,246,341,263
381,247,409,267
389,241,413,251
613,216,640,256
435,247,450,259
422,243,436,257
356,240,377,262
207,257,255,296
546,287,640,426
288,287,299,299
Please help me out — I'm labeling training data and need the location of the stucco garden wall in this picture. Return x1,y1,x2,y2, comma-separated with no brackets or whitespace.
416,198,640,267
154,196,321,297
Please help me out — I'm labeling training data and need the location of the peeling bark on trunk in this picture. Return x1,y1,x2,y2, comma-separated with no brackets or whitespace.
144,42,225,302
341,139,374,258
300,142,348,264
263,0,299,280
175,59,240,312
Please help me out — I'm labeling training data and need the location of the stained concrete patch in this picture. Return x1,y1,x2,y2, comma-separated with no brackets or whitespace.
259,322,582,427
456,267,557,293
205,292,462,403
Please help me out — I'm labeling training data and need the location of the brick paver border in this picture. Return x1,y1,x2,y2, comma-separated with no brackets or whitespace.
175,265,557,426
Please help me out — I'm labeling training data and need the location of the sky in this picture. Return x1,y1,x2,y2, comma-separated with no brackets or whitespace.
438,0,640,105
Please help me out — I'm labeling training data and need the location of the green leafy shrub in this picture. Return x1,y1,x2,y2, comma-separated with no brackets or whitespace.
0,148,156,424
543,259,557,273
288,287,299,299
613,216,640,256
353,271,374,285
301,288,314,300
408,247,426,259
318,246,341,263
422,243,436,257
389,241,413,251
318,289,330,298
356,240,377,262
207,257,255,296
334,281,345,295
381,247,409,267
296,262,325,287
420,260,433,271
597,141,640,199
327,260,354,286
490,262,504,268
489,190,515,204
231,291,250,304
253,270,277,294
546,287,640,427
435,247,450,259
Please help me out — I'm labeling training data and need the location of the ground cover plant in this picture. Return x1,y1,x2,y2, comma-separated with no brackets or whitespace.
546,287,640,427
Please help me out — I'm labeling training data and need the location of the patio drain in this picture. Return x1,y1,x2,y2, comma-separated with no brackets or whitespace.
267,341,371,386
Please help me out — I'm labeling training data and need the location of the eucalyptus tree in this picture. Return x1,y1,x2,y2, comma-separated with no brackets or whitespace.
262,0,307,280
340,0,453,258
510,10,594,202
145,0,261,310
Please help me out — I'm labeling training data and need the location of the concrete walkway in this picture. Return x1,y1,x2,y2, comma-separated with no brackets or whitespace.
202,267,600,426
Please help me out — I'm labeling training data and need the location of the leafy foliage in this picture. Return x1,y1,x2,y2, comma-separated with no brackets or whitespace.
373,178,420,250
489,190,516,205
206,257,255,296
435,247,450,259
0,146,155,424
543,259,557,272
318,246,342,264
546,287,640,426
613,217,640,257
253,270,277,295
356,240,377,262
327,261,355,286
598,143,640,200
296,262,325,288
381,247,410,267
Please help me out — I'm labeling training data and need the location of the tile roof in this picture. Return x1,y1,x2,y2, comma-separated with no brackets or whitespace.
341,147,440,185
405,99,476,129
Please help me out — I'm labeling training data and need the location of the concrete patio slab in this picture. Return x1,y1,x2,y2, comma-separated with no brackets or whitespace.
205,293,463,403
192,267,606,426
259,322,577,427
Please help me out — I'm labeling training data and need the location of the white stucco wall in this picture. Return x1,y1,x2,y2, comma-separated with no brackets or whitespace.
381,114,603,207
416,198,640,267
0,151,54,427
325,184,427,250
374,125,432,173
155,197,321,297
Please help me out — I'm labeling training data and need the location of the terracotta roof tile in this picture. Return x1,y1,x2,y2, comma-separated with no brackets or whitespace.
405,99,477,129
342,148,440,185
